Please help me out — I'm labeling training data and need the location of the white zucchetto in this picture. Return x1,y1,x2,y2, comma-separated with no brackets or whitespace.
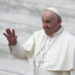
46,7,61,17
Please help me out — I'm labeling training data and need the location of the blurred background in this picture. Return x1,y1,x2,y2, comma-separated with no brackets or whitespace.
0,0,75,75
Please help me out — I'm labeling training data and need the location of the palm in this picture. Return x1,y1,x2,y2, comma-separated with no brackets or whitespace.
3,28,17,46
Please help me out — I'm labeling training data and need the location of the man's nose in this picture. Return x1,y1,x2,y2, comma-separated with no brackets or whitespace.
43,22,47,28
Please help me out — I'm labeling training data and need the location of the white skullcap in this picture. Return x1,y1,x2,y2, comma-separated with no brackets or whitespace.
46,7,61,17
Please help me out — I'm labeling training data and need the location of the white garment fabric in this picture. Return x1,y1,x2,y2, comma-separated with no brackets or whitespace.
35,28,63,68
9,26,75,75
34,66,70,75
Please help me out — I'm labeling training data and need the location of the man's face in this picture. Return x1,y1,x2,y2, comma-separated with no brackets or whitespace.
42,10,61,36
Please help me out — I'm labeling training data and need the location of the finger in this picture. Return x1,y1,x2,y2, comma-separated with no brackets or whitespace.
3,33,8,38
12,29,15,35
6,28,12,34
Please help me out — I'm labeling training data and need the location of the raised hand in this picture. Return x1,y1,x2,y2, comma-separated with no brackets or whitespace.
3,28,17,46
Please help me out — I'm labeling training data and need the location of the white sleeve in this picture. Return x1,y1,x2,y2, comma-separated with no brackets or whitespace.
9,34,35,59
10,43,28,59
70,41,75,75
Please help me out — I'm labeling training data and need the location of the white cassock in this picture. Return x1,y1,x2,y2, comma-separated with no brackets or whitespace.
9,26,75,75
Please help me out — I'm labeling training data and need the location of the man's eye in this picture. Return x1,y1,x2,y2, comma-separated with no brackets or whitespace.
46,20,51,23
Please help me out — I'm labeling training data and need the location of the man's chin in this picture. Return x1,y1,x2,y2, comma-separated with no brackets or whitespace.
44,30,53,36
44,31,50,36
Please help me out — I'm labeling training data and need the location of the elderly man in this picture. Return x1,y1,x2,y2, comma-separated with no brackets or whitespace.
3,7,75,75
